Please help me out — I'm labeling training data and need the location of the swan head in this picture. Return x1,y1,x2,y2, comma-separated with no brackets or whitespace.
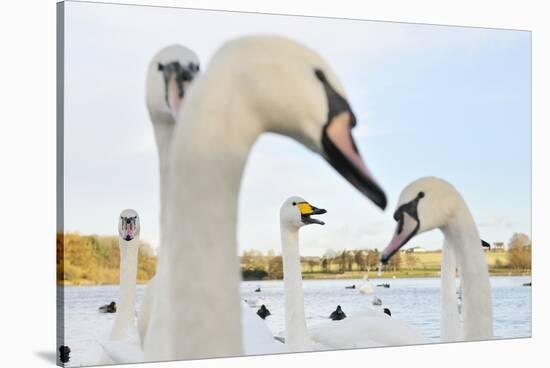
118,209,140,241
280,196,327,231
204,36,387,210
381,177,461,264
146,45,200,124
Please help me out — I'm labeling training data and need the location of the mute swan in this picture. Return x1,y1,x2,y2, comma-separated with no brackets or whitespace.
139,45,201,343
95,47,202,365
111,209,140,340
381,177,494,341
142,44,285,359
440,238,491,342
359,276,374,294
279,197,425,352
142,45,283,358
93,210,144,365
145,36,388,361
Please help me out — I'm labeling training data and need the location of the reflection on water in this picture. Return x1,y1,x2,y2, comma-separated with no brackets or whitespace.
61,276,531,366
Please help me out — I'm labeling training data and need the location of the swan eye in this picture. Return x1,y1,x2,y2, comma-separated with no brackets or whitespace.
292,202,296,206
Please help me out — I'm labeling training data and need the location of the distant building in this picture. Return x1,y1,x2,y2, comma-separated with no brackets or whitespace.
406,246,428,253
492,242,505,251
301,256,322,263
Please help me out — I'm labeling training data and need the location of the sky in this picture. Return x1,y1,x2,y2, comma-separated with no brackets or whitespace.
63,1,531,257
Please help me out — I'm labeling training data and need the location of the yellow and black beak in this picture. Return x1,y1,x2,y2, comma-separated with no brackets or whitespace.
297,201,327,225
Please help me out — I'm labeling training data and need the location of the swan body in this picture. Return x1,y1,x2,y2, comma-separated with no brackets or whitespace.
359,277,374,294
279,197,425,353
145,35,387,361
381,177,493,341
241,303,285,355
245,297,266,308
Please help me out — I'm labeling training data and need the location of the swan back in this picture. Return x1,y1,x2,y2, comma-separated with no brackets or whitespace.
309,312,425,349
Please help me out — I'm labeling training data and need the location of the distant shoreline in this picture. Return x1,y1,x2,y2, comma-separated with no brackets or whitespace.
57,270,531,286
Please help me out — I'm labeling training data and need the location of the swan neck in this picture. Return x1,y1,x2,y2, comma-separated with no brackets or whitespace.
145,98,260,359
281,226,312,351
442,204,493,340
153,121,174,244
440,241,461,341
111,237,139,340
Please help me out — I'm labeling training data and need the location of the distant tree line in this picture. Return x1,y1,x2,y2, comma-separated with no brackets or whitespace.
57,232,157,285
239,232,532,280
239,247,404,280
58,230,531,284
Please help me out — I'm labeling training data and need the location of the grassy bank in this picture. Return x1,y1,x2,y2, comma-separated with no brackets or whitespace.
300,269,530,280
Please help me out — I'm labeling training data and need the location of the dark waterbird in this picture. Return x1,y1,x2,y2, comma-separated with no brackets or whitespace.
257,304,271,319
523,282,531,287
377,283,390,288
329,305,346,320
255,287,261,292
383,308,392,316
345,284,356,289
98,301,117,313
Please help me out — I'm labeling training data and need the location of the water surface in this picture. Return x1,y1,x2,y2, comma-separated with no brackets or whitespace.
60,276,531,366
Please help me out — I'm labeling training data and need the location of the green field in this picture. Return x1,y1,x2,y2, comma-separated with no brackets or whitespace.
299,251,529,280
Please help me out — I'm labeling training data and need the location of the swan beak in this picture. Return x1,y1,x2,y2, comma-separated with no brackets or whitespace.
167,75,189,119
158,61,197,120
121,230,135,242
381,212,419,264
322,112,387,210
120,217,137,241
298,202,327,225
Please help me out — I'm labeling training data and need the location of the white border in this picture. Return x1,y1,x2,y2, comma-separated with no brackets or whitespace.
0,1,548,367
